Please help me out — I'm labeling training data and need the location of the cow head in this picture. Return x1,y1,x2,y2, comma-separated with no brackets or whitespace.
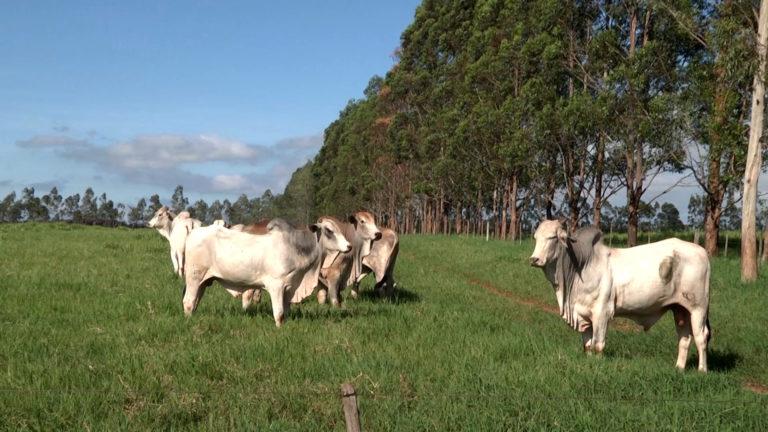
529,218,574,267
348,211,382,241
148,206,174,229
311,218,352,254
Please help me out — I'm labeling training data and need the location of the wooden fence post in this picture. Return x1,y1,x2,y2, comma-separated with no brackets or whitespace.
693,230,699,245
341,383,361,432
724,233,729,258
485,221,490,242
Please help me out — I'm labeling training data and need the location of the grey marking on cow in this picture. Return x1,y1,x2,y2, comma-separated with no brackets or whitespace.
268,218,318,257
557,226,603,327
659,256,674,284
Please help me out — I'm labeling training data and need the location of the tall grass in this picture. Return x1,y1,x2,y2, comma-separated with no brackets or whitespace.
0,224,766,430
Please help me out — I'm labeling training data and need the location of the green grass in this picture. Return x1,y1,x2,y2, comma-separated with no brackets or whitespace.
1,223,766,431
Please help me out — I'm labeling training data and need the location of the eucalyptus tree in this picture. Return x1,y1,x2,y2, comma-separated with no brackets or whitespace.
664,0,756,255
595,1,696,245
41,187,63,221
742,0,768,281
170,185,189,214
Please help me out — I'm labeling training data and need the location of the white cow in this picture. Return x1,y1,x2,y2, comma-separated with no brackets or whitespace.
182,218,352,327
316,211,382,306
148,206,202,277
354,227,399,298
529,219,711,372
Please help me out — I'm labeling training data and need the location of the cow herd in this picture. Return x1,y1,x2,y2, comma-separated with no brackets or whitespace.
148,207,711,372
148,207,400,328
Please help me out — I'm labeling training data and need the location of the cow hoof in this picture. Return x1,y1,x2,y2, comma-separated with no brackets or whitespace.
350,291,358,299
317,291,327,304
331,299,340,308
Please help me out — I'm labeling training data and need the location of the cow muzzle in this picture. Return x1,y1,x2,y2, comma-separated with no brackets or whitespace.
344,245,352,253
529,256,544,267
374,231,382,240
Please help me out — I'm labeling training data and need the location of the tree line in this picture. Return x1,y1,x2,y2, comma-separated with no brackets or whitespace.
283,0,767,257
5,180,764,234
0,180,313,228
3,1,768,279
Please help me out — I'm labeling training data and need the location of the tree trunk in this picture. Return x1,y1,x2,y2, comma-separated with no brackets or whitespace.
593,134,605,228
509,175,519,241
625,7,641,247
492,188,499,238
741,0,768,282
704,207,722,257
500,180,508,240
762,225,768,262
704,158,725,256
627,192,639,247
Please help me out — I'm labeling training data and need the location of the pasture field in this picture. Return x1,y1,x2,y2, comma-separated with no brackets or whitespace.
1,223,767,431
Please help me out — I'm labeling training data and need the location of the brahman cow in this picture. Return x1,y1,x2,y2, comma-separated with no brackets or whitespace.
529,219,711,372
182,218,351,327
148,206,202,277
353,228,399,299
228,219,271,308
316,211,382,306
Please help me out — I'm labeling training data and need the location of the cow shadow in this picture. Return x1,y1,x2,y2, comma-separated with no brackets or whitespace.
603,347,740,373
355,284,420,305
698,348,740,372
235,298,392,322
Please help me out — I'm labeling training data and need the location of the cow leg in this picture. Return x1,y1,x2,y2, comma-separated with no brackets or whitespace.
672,305,692,371
176,250,185,278
580,327,594,353
690,309,709,372
316,286,328,304
171,250,179,275
384,271,396,298
591,314,609,355
350,282,360,300
328,281,341,307
183,278,209,316
265,280,287,327
241,289,254,310
241,288,262,309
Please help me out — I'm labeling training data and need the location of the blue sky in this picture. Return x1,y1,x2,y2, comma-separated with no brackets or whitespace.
0,0,421,205
1,1,764,219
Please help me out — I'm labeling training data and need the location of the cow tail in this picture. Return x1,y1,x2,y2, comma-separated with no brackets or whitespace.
706,312,712,345
179,224,191,278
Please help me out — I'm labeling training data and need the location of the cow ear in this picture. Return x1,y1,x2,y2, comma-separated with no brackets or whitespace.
557,227,571,246
348,214,358,227
309,224,321,241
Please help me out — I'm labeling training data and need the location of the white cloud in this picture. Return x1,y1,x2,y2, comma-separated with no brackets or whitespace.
211,174,252,191
16,131,322,195
16,135,90,148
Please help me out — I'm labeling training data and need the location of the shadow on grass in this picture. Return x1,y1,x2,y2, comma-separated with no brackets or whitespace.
698,348,740,372
356,284,421,305
603,346,741,372
221,297,394,322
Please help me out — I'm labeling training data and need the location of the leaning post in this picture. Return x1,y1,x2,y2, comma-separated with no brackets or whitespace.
341,383,361,432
